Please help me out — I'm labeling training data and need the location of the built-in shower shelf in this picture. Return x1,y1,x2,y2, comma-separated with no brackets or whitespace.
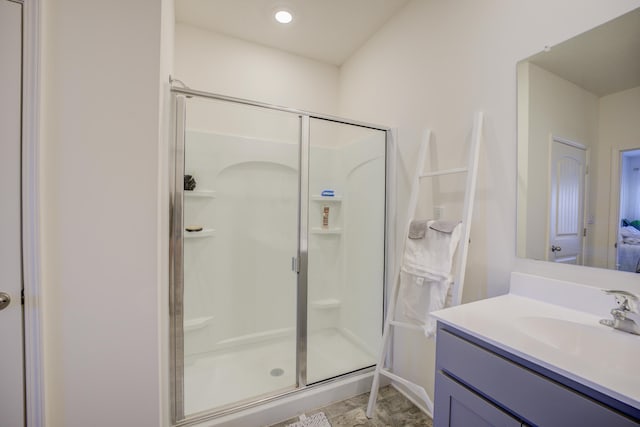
184,316,214,332
311,195,342,202
311,299,341,309
185,228,216,239
311,227,342,235
185,189,217,198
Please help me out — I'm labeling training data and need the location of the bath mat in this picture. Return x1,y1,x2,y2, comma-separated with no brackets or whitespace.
286,412,331,427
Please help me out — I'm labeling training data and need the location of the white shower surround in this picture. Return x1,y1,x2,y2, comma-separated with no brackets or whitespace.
181,127,385,416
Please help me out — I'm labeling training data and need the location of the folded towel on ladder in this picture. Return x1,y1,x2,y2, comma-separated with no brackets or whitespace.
399,220,462,337
408,220,428,239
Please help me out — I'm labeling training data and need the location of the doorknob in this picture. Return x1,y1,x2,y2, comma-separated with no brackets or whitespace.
551,245,562,252
0,292,10,310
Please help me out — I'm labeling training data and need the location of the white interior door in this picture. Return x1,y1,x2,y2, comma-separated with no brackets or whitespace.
548,138,586,265
0,1,26,426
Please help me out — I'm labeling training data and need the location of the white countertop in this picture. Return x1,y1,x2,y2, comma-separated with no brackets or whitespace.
431,273,640,410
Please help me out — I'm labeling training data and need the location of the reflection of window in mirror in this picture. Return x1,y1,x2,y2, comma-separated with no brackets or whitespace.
517,7,640,273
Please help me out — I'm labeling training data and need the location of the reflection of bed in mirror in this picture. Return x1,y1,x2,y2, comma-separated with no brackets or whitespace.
619,224,640,273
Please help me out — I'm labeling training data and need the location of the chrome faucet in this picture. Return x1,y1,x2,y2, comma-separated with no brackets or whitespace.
599,290,640,335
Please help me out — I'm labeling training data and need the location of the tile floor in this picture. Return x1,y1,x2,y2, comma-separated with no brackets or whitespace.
267,385,433,427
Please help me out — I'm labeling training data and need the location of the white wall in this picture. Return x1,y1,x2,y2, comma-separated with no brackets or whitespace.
40,0,167,425
524,63,599,264
338,0,640,405
174,23,339,115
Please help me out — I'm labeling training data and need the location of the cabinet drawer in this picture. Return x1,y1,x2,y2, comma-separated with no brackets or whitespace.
436,327,638,427
435,371,522,427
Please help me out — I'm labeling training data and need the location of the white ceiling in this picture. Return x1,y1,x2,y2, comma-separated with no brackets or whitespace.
175,0,410,66
528,7,640,97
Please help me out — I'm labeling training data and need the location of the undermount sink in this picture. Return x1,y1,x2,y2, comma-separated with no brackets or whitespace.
513,316,639,373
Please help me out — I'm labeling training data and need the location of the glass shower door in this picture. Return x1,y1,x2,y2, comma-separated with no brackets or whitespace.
178,96,301,417
172,92,389,422
306,118,386,383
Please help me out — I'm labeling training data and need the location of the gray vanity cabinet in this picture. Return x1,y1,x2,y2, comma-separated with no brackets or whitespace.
434,323,640,427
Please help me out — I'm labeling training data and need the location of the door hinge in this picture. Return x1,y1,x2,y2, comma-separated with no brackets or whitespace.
21,289,24,305
583,228,587,237
291,256,299,273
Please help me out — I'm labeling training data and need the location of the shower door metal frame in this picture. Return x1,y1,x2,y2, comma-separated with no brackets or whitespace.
169,86,393,426
296,115,310,388
169,94,187,422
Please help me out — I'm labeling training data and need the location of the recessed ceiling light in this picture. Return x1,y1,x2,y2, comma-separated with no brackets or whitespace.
274,10,293,24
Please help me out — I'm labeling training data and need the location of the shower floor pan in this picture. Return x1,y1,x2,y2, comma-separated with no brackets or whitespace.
183,327,376,416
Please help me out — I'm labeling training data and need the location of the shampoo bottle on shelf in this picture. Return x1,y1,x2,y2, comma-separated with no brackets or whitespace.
322,205,330,229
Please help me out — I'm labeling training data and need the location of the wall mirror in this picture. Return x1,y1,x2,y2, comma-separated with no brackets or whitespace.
517,7,640,273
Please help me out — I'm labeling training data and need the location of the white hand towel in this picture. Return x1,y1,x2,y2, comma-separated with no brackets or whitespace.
401,220,462,281
399,220,462,338
400,272,452,337
409,220,428,239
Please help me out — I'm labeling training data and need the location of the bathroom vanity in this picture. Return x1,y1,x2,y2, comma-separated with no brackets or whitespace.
432,273,640,427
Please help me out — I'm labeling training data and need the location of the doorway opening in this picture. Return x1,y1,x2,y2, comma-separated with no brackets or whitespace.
616,149,640,273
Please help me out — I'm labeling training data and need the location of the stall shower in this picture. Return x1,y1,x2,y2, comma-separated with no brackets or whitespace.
170,88,390,423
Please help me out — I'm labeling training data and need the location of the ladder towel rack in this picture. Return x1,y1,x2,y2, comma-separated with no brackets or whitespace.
366,112,483,418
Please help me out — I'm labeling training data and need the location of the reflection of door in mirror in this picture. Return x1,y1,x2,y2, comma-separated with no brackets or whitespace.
548,137,586,265
615,149,640,272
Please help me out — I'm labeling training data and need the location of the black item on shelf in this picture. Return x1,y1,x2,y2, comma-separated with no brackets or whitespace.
184,174,196,191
